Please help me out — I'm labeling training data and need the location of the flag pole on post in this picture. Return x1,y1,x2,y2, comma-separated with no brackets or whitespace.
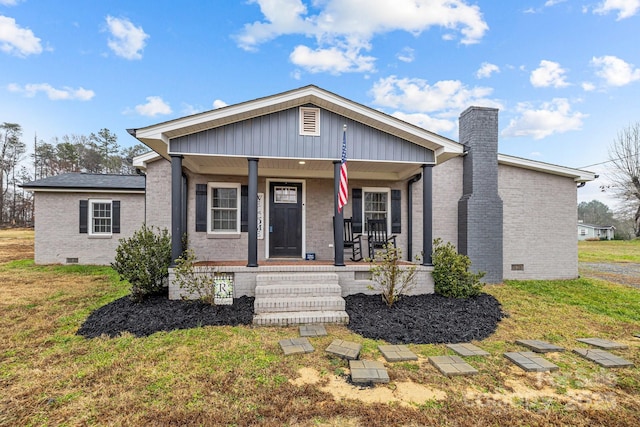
334,124,348,266
338,124,348,212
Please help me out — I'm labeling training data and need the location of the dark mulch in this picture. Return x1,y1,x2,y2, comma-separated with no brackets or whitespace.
77,292,506,343
345,293,506,344
77,295,255,338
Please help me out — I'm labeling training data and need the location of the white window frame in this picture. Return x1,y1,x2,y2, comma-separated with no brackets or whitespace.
207,182,241,235
362,187,391,232
88,199,113,236
299,107,320,136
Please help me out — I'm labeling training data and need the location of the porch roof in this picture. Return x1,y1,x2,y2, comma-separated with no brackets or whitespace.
129,85,464,168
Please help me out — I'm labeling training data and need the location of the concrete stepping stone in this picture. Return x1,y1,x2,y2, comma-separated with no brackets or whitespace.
504,352,559,372
634,333,640,339
429,355,478,376
576,338,628,350
515,339,564,353
349,360,390,384
325,339,361,360
299,324,327,337
446,343,490,357
279,338,314,355
573,348,634,368
378,345,418,362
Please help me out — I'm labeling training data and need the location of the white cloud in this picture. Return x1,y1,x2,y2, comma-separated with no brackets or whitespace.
594,0,640,20
0,0,23,5
390,111,456,134
0,15,42,57
181,104,201,116
502,98,586,140
544,0,567,6
7,82,94,100
236,0,488,74
131,96,172,117
369,75,501,134
289,44,375,74
371,75,500,114
591,55,640,86
476,62,499,79
581,81,596,91
212,99,228,109
397,47,415,63
530,60,570,88
105,16,149,60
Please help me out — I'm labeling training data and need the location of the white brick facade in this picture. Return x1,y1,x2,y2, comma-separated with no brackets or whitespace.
33,191,145,265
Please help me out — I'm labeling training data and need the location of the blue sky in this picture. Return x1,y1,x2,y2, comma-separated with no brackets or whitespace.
2,0,640,207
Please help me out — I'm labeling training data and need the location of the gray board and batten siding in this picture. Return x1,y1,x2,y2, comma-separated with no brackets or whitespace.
169,105,435,163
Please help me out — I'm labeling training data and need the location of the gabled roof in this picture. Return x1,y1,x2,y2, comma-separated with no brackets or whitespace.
129,85,464,163
498,154,596,183
21,173,145,192
577,223,615,230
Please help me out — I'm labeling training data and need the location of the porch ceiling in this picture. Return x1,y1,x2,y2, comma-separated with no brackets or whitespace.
182,155,424,181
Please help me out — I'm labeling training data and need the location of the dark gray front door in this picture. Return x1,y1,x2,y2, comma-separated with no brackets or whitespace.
269,182,302,257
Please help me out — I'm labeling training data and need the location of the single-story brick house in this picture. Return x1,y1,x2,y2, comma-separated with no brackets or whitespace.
23,86,595,323
21,173,146,264
127,85,595,302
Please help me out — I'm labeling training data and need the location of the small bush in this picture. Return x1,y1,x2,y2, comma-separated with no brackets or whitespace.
432,238,485,298
112,225,172,302
368,242,418,307
173,249,220,305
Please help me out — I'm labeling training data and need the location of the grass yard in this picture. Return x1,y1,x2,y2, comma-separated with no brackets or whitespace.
578,239,640,263
1,231,639,426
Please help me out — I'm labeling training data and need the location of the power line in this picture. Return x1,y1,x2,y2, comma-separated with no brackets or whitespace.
578,152,639,169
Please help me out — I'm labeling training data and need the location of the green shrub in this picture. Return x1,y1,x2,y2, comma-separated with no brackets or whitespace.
431,238,485,298
112,225,172,302
368,242,418,307
173,249,220,305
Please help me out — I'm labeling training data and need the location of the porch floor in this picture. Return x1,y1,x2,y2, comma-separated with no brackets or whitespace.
195,259,415,267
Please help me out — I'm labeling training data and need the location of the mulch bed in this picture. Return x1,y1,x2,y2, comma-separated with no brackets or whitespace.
77,292,506,343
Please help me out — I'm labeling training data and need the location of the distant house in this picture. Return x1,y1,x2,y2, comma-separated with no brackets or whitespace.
577,222,615,240
23,86,597,324
21,173,145,265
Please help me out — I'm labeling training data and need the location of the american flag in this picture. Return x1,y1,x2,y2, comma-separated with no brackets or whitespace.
338,126,348,212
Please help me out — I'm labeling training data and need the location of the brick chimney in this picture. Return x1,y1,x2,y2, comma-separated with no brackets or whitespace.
457,107,503,283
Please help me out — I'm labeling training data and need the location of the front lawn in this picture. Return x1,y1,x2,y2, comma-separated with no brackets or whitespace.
1,232,639,426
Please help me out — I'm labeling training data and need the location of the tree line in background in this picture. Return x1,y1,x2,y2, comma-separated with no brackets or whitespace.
0,122,147,227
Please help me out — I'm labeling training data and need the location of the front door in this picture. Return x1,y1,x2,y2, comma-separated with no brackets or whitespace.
269,182,302,257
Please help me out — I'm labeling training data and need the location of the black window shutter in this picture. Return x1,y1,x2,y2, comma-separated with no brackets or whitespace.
79,200,88,233
240,185,248,232
391,189,401,234
195,184,207,232
112,201,121,234
352,188,362,233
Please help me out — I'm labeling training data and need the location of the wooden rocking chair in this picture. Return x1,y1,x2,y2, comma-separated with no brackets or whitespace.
342,218,363,261
367,218,397,259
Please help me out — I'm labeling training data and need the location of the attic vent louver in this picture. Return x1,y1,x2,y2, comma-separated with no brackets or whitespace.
299,107,320,136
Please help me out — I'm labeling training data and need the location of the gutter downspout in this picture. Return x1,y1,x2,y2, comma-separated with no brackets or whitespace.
407,173,422,260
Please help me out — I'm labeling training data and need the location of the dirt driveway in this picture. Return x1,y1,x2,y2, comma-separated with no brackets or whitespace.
579,262,640,288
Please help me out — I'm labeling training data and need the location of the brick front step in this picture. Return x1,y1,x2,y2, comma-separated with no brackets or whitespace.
253,310,349,326
254,296,345,314
254,283,342,298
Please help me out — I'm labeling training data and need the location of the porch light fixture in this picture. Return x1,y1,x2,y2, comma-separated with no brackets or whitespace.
298,161,306,165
